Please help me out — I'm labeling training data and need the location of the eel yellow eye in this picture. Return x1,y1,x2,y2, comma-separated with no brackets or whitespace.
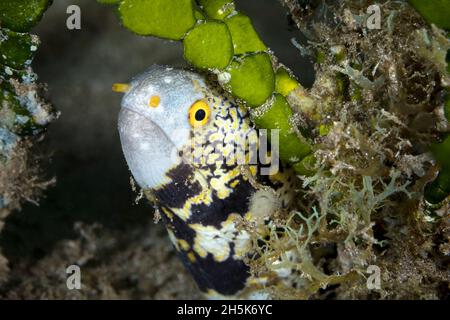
189,100,210,127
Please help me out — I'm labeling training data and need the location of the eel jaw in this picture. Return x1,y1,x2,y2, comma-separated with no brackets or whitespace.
118,107,180,189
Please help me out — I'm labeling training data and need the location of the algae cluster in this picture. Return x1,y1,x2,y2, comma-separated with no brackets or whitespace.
0,0,56,286
245,0,449,299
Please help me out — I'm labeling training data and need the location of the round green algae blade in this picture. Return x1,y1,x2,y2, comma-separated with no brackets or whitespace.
225,13,266,55
226,53,275,107
253,94,311,163
408,0,450,30
197,0,235,20
183,21,233,70
0,0,50,32
275,67,299,96
118,0,196,40
0,29,39,70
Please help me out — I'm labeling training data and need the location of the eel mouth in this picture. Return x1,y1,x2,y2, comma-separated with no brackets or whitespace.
118,107,180,189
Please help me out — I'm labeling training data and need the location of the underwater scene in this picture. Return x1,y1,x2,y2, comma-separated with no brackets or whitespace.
0,0,449,301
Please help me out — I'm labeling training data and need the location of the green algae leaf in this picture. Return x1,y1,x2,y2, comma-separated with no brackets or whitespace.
408,0,450,30
445,91,450,121
292,154,315,176
430,135,450,169
97,0,120,4
275,67,299,96
226,53,274,107
0,29,39,70
0,0,50,32
224,13,266,55
253,94,311,163
119,0,196,40
425,170,450,204
197,0,235,20
183,21,233,69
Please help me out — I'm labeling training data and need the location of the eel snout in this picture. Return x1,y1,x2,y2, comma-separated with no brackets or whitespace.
118,108,179,189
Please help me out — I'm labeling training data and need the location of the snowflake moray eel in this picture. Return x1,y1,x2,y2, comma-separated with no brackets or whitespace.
117,65,296,299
